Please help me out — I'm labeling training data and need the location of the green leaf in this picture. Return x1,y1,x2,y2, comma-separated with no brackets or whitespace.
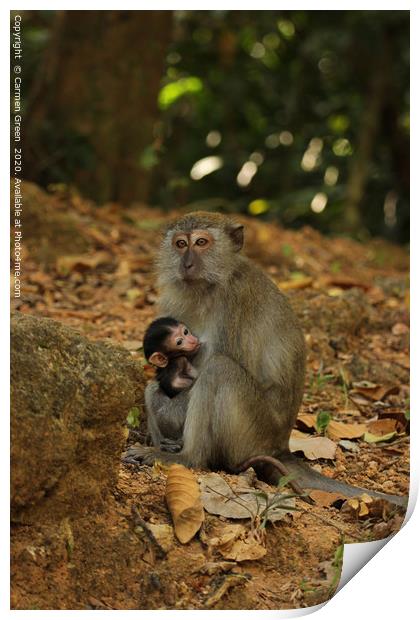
158,76,203,109
316,410,332,435
281,243,294,258
139,145,159,170
127,406,141,428
277,472,297,489
364,431,397,444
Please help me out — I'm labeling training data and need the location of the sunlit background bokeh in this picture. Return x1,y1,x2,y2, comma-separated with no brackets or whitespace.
17,10,409,242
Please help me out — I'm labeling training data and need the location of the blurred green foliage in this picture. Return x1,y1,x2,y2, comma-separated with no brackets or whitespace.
152,10,409,242
16,10,409,242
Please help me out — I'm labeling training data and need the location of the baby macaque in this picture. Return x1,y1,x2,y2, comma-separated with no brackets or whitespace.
143,317,200,398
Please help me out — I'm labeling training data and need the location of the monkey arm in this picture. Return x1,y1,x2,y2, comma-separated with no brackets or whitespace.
144,380,188,447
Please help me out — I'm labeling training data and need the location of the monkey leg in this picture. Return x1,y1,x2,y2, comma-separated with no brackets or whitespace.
146,381,187,445
124,382,189,464
125,355,292,469
180,354,291,469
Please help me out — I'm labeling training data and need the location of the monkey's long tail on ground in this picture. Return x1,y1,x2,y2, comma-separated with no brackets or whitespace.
237,452,408,508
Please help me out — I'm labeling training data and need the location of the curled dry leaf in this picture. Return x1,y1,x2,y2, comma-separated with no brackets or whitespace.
165,464,204,544
295,414,317,432
289,430,337,460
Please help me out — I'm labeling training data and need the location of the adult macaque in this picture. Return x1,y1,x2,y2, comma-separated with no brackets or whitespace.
126,212,406,506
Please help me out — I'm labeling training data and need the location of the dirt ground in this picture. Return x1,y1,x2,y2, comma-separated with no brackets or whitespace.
11,183,409,609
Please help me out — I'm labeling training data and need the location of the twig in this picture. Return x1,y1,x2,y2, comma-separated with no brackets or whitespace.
236,455,313,503
131,504,167,560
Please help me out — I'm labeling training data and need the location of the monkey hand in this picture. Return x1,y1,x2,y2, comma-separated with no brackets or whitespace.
160,437,184,453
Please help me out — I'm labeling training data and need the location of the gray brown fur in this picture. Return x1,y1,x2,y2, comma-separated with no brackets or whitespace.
126,212,407,507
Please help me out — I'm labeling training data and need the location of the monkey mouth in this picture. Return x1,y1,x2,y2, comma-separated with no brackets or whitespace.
181,270,197,282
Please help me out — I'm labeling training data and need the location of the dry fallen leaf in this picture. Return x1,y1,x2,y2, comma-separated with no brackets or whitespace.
289,430,337,460
317,275,370,291
165,464,204,544
338,439,360,453
309,490,347,507
364,431,398,443
135,523,174,553
201,522,267,562
56,251,111,275
197,561,238,576
201,523,245,549
377,410,409,433
278,276,313,291
342,494,393,520
367,418,398,436
326,420,367,441
295,414,317,432
200,472,295,522
220,530,267,562
351,381,399,402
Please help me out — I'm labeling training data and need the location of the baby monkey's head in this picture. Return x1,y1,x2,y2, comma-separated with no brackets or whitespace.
143,317,200,369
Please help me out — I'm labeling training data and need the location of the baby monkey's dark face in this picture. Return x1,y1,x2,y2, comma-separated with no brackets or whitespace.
165,323,200,356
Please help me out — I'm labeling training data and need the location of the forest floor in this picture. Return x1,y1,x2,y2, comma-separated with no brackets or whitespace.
11,183,409,610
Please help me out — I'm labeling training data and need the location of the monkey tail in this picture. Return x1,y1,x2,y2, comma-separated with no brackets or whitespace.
274,451,408,508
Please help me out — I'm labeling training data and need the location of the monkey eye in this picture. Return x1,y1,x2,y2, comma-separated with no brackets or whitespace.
183,328,189,335
176,239,187,248
195,238,208,247
176,338,183,346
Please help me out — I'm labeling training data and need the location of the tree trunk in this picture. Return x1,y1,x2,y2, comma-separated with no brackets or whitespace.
23,11,172,204
344,66,387,233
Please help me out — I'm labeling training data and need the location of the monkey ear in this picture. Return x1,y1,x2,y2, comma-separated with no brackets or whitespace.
149,352,169,368
229,223,244,252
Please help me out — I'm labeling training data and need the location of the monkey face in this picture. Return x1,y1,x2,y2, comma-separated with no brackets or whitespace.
171,229,214,281
166,323,200,354
159,212,245,286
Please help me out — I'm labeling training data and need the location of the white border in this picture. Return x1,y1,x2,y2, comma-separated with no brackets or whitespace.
3,4,416,619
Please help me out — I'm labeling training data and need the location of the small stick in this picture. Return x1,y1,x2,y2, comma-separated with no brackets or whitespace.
236,455,314,504
131,504,167,560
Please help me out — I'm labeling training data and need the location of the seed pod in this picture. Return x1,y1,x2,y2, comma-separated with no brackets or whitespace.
165,464,204,543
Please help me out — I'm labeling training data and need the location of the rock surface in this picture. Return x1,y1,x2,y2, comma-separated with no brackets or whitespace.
11,312,145,521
